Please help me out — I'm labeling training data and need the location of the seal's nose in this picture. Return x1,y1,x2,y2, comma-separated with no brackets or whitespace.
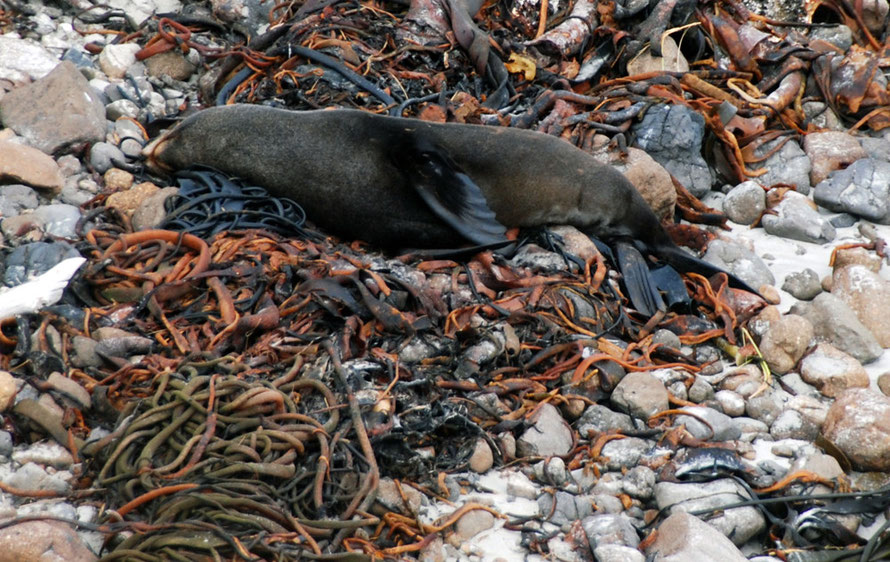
141,134,174,173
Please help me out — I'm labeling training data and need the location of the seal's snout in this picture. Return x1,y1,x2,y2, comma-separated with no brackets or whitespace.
142,134,175,174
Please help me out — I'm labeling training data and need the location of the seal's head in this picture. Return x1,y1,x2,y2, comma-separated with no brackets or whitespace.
142,131,176,174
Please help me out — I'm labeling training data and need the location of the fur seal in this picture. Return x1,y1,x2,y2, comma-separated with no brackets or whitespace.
144,104,757,315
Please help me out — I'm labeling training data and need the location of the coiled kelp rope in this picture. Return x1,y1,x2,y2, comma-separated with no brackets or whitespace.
86,356,384,561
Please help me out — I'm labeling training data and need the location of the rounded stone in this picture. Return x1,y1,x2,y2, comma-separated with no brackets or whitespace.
0,371,17,412
468,438,493,473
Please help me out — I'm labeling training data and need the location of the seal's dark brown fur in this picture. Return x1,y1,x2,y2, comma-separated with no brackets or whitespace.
145,105,667,247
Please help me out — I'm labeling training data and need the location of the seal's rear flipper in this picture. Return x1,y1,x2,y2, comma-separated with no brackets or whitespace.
394,136,509,246
614,239,666,316
655,243,763,298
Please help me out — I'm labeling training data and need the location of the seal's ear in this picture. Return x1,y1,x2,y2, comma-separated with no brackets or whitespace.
394,134,508,246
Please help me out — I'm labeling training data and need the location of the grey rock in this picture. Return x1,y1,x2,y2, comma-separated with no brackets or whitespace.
94,336,154,358
688,376,715,403
676,405,741,441
802,101,844,131
591,493,624,514
114,117,147,142
11,441,75,469
790,451,845,481
88,78,112,103
632,105,712,197
138,91,168,122
538,491,594,526
3,242,80,287
747,137,812,193
622,466,655,500
576,404,636,436
462,330,506,366
593,544,645,562
71,336,103,368
761,192,835,243
504,471,538,499
723,180,766,225
0,36,58,82
611,371,668,420
0,185,39,217
808,24,854,51
89,142,126,174
517,403,573,457
105,99,140,120
651,329,681,350
860,136,890,162
769,409,820,440
0,432,12,457
592,472,624,496
396,338,439,363
714,389,746,417
782,268,822,300
510,244,569,272
746,387,790,426
0,61,106,154
119,138,145,159
646,511,747,561
5,462,70,494
702,238,775,289
111,75,153,103
599,437,651,471
829,213,858,228
814,159,890,224
31,204,80,238
540,457,568,485
56,154,82,177
59,179,97,207
655,479,765,545
581,513,640,548
791,293,882,363
98,43,141,79
787,394,830,428
210,0,274,35
778,372,822,399
735,416,770,440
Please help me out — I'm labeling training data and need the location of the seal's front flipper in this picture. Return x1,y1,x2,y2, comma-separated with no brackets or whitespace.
614,239,666,316
395,136,508,246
